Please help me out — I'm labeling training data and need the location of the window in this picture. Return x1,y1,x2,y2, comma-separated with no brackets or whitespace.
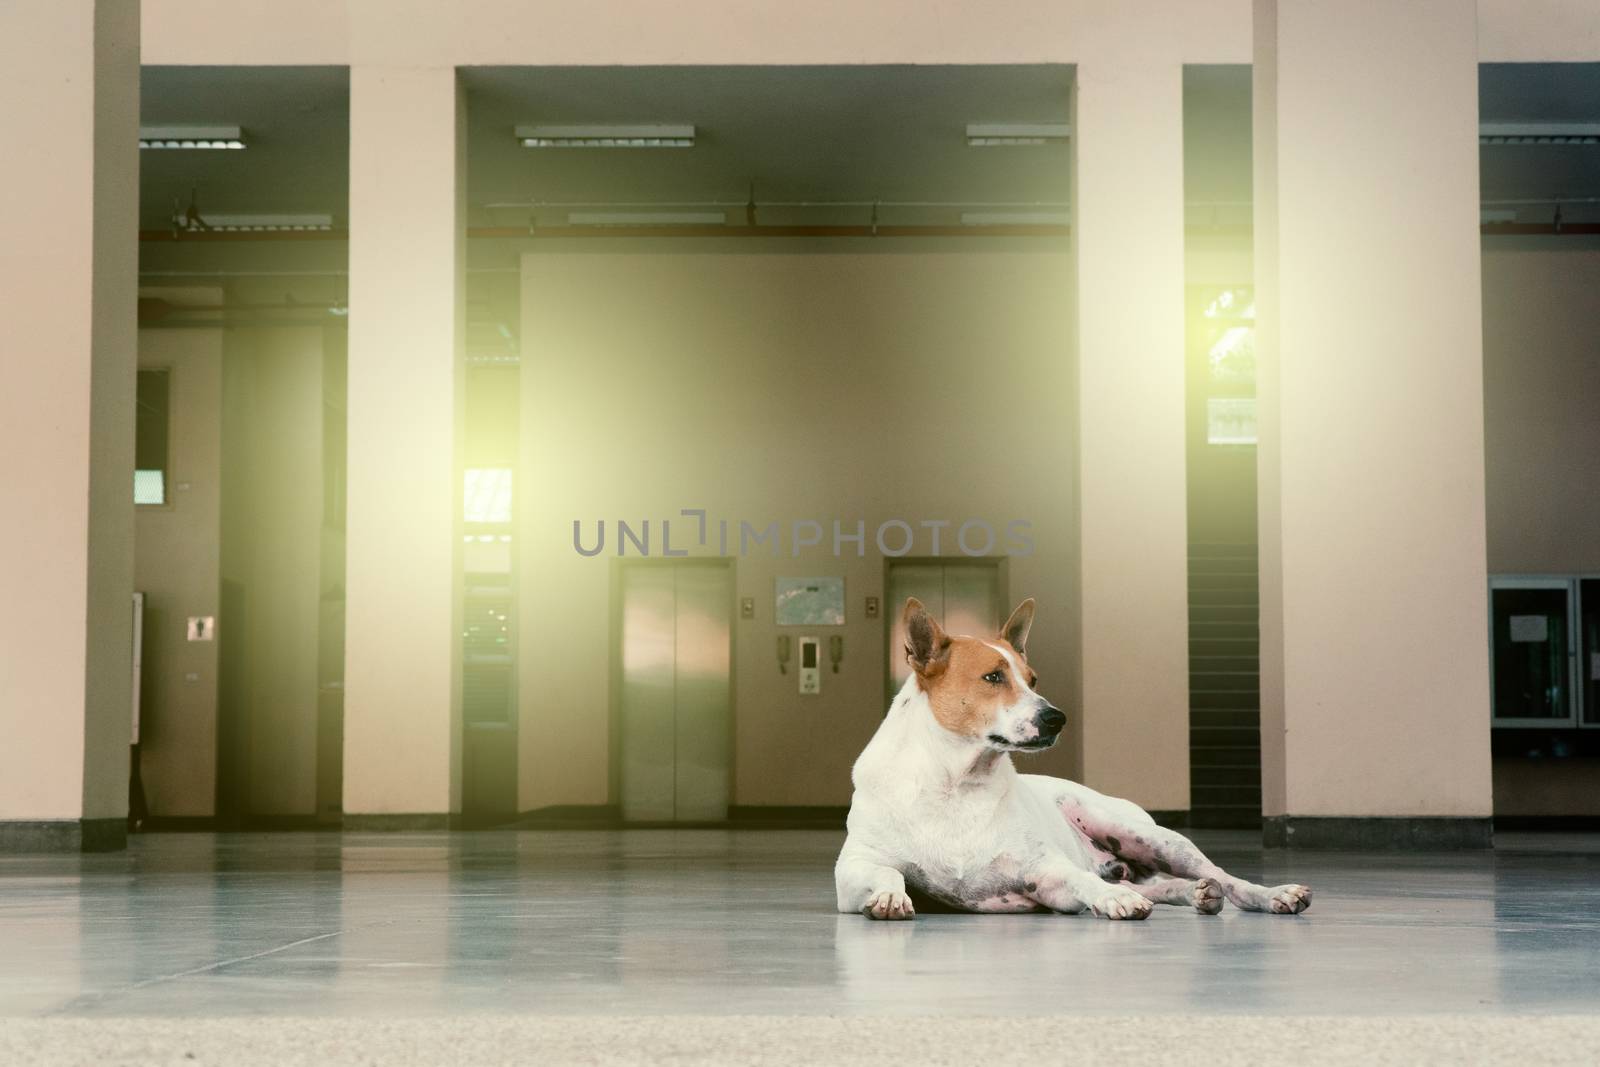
134,369,170,506
1197,286,1256,448
1206,397,1257,445
1582,579,1600,727
463,467,513,524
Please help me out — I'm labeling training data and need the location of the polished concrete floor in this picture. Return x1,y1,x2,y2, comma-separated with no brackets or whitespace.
2,829,1598,1018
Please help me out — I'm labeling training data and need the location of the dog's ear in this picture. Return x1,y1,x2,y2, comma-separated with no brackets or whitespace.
903,597,951,677
1000,597,1035,657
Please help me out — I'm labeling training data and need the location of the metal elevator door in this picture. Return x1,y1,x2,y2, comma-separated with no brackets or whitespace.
884,560,1003,700
618,561,733,822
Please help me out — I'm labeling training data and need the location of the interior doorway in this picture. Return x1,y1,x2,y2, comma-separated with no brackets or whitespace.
614,559,734,822
1185,282,1263,830
883,558,1006,701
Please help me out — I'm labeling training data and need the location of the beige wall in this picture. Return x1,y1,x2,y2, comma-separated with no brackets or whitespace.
342,66,465,817
519,247,1077,811
1475,1,1600,60
1073,52,1190,813
246,330,327,815
141,0,1252,66
138,0,1597,66
1254,0,1493,819
81,0,142,824
218,328,329,817
136,297,222,817
0,0,138,827
1253,0,1289,821
1483,244,1600,574
1493,760,1600,817
1482,243,1600,818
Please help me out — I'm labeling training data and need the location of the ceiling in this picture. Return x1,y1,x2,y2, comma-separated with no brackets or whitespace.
1179,63,1600,223
139,66,349,231
136,61,1600,238
1479,63,1600,213
462,65,1071,228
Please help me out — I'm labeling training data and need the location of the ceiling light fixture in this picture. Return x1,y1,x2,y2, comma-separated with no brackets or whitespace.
1479,122,1600,145
517,124,695,148
566,211,725,226
140,125,246,150
966,122,1070,147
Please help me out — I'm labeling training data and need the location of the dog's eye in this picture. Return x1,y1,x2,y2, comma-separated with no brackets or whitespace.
983,670,1004,684
1029,674,1039,688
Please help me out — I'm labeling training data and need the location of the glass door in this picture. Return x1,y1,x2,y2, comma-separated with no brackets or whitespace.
1489,578,1576,727
883,559,1003,701
1581,579,1600,727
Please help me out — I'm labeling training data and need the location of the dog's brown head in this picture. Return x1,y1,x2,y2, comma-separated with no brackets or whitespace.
901,596,1065,751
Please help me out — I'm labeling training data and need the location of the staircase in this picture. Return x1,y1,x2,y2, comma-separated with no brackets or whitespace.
1188,543,1263,829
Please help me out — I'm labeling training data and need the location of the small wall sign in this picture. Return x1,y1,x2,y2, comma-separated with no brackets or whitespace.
775,577,845,626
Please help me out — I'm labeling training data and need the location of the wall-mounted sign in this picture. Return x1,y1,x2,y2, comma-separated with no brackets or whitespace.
775,576,845,626
1508,615,1548,643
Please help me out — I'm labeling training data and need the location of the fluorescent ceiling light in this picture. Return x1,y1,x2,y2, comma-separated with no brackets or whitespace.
517,124,695,148
960,211,1070,226
1479,122,1600,145
566,211,725,226
966,123,1070,146
140,125,245,149
177,213,334,233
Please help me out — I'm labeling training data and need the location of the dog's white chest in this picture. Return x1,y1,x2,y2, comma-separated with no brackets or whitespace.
891,789,1046,909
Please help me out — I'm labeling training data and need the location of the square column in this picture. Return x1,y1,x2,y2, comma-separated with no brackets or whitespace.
0,0,139,851
1072,57,1191,813
1254,0,1492,847
343,66,465,824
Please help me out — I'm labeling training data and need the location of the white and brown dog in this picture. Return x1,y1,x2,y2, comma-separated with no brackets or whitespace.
835,597,1312,921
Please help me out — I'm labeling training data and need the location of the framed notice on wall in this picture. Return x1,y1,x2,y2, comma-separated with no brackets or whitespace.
775,576,845,626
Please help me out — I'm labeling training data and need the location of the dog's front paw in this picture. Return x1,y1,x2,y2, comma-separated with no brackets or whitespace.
1090,886,1152,921
1192,877,1224,915
1266,883,1312,914
862,889,916,921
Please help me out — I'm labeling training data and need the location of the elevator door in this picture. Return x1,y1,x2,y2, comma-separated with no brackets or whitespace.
885,560,1003,699
618,561,733,822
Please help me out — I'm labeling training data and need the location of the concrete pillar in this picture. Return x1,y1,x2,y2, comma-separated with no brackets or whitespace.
342,66,465,826
1072,57,1190,813
1254,0,1493,847
0,0,139,851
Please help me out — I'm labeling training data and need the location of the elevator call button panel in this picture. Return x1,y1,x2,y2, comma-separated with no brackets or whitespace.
798,636,820,694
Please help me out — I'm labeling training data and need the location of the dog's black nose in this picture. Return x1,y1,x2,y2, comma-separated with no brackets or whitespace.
1038,707,1066,733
